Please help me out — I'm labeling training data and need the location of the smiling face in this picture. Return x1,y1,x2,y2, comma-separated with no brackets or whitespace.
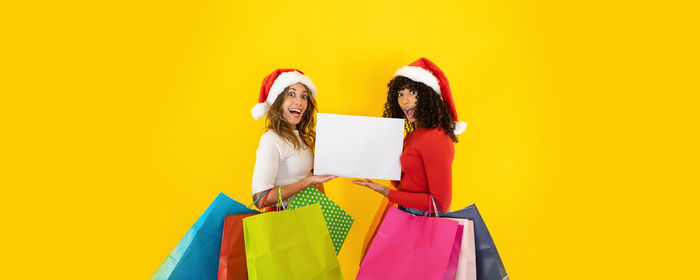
397,88,418,123
281,82,310,127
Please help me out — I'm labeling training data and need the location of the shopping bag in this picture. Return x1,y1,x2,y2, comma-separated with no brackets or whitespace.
217,213,258,280
357,207,460,280
217,189,271,280
442,204,508,280
152,193,259,280
443,218,476,280
243,203,342,280
360,191,395,263
444,224,464,280
288,186,354,254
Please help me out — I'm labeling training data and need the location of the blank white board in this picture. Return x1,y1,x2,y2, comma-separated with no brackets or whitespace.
313,113,405,180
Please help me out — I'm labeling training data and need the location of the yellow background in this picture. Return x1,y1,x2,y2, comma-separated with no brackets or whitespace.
1,0,698,279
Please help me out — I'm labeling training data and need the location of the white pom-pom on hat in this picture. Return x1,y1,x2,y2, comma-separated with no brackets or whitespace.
251,102,269,120
454,121,467,135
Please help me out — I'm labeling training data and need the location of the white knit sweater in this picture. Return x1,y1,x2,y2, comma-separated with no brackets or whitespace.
251,130,313,203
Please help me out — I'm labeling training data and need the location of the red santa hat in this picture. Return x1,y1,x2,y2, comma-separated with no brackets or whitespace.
251,68,317,120
393,57,467,135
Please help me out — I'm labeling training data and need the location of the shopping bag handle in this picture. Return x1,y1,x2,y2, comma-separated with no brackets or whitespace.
427,195,444,217
276,186,287,211
248,189,272,210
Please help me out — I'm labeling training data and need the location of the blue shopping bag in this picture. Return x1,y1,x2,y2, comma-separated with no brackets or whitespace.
442,204,509,280
151,192,258,280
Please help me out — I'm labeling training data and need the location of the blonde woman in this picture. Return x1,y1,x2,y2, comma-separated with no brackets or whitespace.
250,69,335,210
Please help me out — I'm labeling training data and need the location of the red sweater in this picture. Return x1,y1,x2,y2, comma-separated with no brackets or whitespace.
388,128,455,212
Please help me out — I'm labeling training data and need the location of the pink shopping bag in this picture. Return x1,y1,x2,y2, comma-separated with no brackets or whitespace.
444,224,464,280
357,207,460,280
445,218,476,280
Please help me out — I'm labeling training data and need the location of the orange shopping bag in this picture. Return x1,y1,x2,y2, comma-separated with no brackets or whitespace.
360,197,394,263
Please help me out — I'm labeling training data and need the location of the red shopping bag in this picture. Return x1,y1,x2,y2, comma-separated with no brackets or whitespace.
357,206,460,280
217,189,271,280
217,213,258,280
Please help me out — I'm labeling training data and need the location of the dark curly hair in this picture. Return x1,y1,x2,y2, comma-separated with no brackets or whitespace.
383,76,458,143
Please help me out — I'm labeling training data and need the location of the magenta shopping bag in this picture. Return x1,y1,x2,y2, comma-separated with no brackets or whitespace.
444,224,464,280
444,218,476,280
357,207,460,280
443,205,508,280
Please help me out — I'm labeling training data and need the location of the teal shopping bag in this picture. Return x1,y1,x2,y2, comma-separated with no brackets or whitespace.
152,192,258,280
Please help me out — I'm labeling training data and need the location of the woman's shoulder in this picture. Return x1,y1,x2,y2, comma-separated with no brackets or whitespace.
415,127,452,142
259,129,284,145
259,129,301,151
412,128,454,153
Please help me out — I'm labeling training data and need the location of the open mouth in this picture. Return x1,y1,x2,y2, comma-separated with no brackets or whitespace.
404,108,415,119
289,108,302,118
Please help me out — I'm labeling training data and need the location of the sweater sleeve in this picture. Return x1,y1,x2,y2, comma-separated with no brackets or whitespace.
251,132,282,195
387,189,433,211
388,132,453,212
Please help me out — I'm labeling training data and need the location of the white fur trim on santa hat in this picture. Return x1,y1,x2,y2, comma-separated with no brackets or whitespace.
267,71,317,105
454,121,467,135
394,66,442,95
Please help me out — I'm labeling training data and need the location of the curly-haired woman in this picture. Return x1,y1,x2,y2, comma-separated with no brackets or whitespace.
250,69,335,210
353,58,466,215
